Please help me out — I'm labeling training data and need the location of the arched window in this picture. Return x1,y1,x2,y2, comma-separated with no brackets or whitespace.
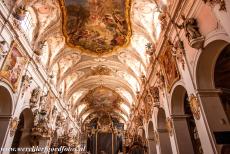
20,12,33,41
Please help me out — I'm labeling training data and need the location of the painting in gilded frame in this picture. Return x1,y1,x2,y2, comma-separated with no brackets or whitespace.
59,0,132,55
0,42,27,91
159,44,180,92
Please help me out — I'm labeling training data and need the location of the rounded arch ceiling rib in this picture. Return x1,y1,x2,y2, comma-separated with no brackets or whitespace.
33,5,62,49
78,106,129,120
70,88,133,113
71,87,132,112
81,108,129,124
26,0,160,126
55,58,141,87
66,76,137,103
82,110,128,124
58,71,140,96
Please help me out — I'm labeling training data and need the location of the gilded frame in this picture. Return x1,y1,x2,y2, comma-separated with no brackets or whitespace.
0,41,28,92
159,43,180,92
58,0,132,56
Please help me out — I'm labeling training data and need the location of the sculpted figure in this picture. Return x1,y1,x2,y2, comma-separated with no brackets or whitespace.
150,87,160,103
176,15,202,42
30,88,41,110
0,41,8,59
202,0,226,10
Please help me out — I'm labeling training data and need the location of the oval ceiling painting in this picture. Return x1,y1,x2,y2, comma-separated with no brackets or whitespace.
59,0,132,55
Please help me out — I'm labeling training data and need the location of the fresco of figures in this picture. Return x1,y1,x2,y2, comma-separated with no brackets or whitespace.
60,0,131,54
160,45,180,91
0,42,27,91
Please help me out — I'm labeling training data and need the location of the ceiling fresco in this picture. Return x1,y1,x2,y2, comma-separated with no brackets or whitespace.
19,0,160,128
82,86,122,108
59,0,132,55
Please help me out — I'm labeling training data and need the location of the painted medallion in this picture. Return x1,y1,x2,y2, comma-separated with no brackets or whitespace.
60,0,131,54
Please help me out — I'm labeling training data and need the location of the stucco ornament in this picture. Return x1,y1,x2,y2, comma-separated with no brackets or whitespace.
30,87,41,110
21,75,32,97
156,72,165,90
9,117,19,137
176,15,204,49
150,86,160,103
169,40,186,70
145,43,156,62
32,93,53,138
189,94,201,120
14,6,27,21
158,11,167,30
166,117,173,136
0,41,8,59
202,0,226,10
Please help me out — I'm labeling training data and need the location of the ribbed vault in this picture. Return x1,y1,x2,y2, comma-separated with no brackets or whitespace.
24,0,160,129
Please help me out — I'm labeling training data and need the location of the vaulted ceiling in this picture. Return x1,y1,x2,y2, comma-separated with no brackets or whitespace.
21,0,162,127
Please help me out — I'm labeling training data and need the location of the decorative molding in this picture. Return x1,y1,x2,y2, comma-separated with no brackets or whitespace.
196,89,222,97
171,114,190,119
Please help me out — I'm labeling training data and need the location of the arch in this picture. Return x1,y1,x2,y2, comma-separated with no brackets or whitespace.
171,84,187,114
11,108,34,151
171,85,195,154
214,44,230,121
147,121,157,154
0,84,13,147
156,108,172,154
195,40,229,89
195,39,230,152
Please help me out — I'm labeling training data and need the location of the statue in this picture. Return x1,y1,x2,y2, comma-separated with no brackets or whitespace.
0,41,8,59
202,0,226,11
169,40,186,70
21,75,32,97
156,72,165,90
176,15,204,49
150,87,160,103
30,88,41,110
14,6,27,21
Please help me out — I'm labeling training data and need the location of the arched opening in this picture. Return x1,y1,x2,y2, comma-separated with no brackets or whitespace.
147,121,157,154
214,44,230,153
171,85,203,154
0,85,13,147
157,108,172,154
171,85,194,153
11,108,34,152
214,44,230,122
196,40,230,152
184,93,203,154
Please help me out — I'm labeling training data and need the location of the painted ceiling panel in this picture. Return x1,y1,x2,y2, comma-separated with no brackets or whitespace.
60,0,132,55
25,0,160,127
